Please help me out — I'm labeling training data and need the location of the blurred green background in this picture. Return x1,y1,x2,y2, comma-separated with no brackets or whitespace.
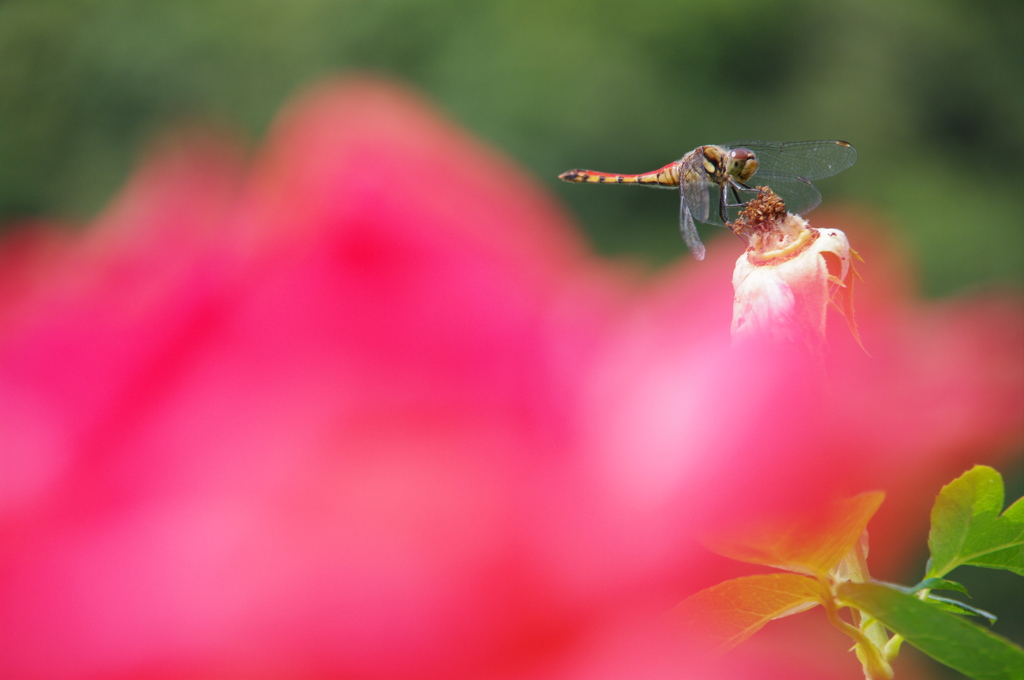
1,0,1022,295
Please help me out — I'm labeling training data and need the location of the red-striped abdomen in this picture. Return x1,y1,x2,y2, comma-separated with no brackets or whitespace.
558,161,681,187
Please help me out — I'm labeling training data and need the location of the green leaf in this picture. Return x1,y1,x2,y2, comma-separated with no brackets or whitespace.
704,491,885,577
927,466,1024,578
924,595,998,625
838,581,1024,680
668,574,825,655
912,577,970,596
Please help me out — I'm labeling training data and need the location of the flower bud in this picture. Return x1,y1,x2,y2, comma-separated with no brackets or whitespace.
730,188,862,355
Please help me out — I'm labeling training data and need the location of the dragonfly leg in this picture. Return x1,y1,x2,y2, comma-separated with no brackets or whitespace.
722,181,758,221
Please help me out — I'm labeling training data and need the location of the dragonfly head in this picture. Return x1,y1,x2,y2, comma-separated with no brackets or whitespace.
725,147,759,183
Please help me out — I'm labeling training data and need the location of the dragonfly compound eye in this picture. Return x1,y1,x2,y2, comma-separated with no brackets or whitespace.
727,148,759,182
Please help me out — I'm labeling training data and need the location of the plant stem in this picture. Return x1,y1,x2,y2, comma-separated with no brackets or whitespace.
819,576,893,680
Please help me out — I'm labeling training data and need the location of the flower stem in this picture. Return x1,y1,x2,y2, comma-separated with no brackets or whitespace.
819,576,893,680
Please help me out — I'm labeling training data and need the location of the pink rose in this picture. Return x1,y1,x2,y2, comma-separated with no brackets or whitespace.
0,78,1020,679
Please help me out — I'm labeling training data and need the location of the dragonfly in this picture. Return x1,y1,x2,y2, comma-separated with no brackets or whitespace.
558,140,857,260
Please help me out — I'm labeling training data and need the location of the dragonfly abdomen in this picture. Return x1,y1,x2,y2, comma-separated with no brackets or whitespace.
558,161,680,187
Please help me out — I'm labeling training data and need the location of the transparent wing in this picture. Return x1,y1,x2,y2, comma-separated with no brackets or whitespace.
701,177,822,224
724,140,857,181
679,151,710,224
678,198,706,260
761,177,822,215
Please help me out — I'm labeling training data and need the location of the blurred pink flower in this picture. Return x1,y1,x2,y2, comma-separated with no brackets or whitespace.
0,78,1021,679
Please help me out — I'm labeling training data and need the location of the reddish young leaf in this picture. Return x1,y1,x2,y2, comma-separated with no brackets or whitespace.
704,491,885,576
669,573,827,655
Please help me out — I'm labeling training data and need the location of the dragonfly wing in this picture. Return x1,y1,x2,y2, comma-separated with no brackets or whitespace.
758,176,822,215
679,197,706,260
725,140,857,180
680,152,710,224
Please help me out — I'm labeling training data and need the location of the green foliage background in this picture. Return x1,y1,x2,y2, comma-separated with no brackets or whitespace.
1,0,1021,293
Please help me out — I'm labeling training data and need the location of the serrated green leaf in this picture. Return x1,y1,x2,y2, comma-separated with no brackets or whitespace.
704,491,885,577
924,595,997,625
668,574,826,655
838,581,1024,680
927,466,1024,578
913,577,970,596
